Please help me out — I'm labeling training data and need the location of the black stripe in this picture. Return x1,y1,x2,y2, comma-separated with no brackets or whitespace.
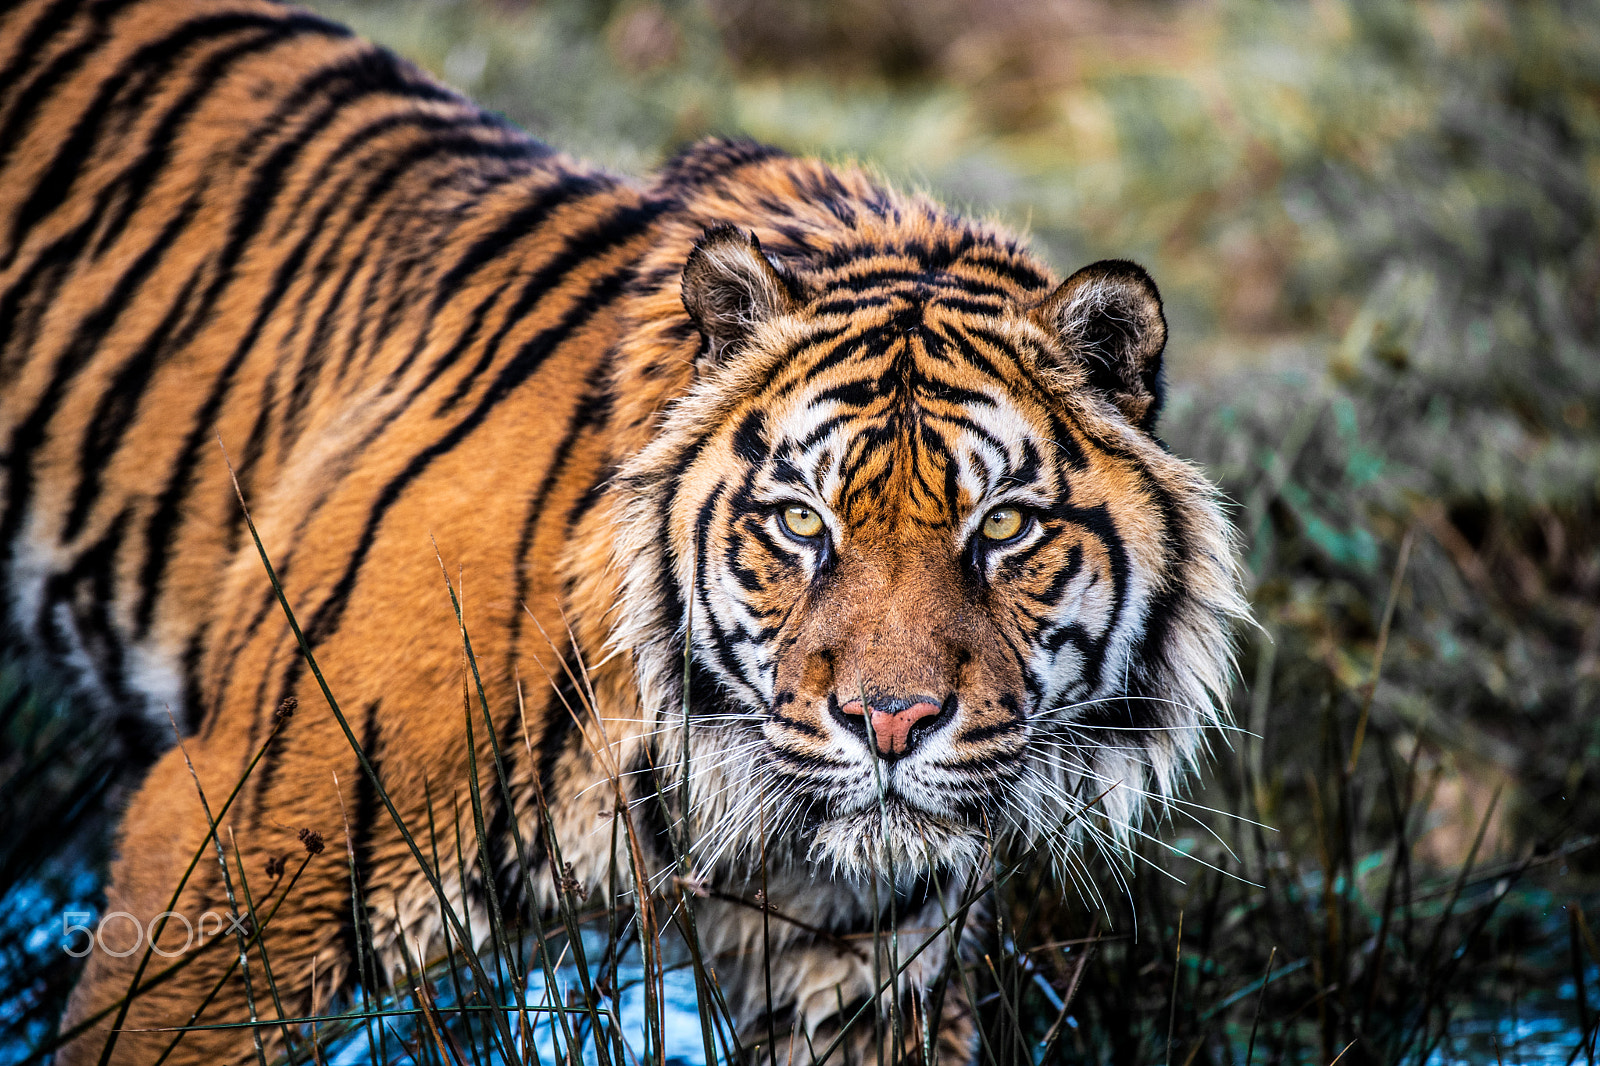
767,712,824,739
218,428,400,763
692,487,764,698
428,174,606,318
822,267,1012,301
285,126,551,368
922,409,1006,458
958,250,1049,291
431,193,648,414
931,294,1009,316
768,748,848,774
0,226,80,394
36,507,132,701
484,682,530,913
277,258,362,454
532,654,583,866
273,164,477,455
655,137,785,192
0,0,138,245
948,321,1066,410
270,109,511,246
0,0,111,103
772,325,873,396
562,463,614,534
388,174,615,410
338,698,384,968
204,415,396,741
505,362,612,661
62,247,209,540
227,352,280,556
336,161,502,376
228,44,454,176
178,626,205,734
1085,459,1197,735
383,278,514,413
949,718,1022,746
202,574,289,742
237,129,540,470
207,192,613,737
1042,502,1129,702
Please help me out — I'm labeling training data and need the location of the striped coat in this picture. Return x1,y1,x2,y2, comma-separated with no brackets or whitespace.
0,0,1245,1062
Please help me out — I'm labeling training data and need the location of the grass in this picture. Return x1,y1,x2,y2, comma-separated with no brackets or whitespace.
3,0,1600,1062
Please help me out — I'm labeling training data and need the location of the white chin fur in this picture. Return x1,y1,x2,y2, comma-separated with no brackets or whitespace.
804,805,986,881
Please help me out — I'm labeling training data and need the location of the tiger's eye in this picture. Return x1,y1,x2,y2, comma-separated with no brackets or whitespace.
981,507,1025,541
782,505,824,539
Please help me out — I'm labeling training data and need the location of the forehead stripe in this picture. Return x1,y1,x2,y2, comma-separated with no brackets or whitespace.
954,253,1049,289
929,295,1010,317
816,268,1015,299
731,407,767,462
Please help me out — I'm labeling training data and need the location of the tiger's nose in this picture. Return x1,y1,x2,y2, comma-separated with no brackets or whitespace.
837,696,946,759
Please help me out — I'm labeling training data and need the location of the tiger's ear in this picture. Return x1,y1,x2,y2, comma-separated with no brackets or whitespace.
1031,259,1168,431
681,224,799,367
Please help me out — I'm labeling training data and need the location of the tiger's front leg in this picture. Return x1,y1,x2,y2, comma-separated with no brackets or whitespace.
787,987,977,1066
56,738,354,1066
690,880,982,1066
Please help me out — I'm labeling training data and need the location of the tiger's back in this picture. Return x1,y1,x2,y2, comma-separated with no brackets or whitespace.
0,0,634,748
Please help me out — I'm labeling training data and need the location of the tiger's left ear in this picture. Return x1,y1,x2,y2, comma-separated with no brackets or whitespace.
1031,259,1167,431
681,224,800,367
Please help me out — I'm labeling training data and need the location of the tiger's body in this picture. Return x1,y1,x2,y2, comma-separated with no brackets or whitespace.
0,0,1247,1062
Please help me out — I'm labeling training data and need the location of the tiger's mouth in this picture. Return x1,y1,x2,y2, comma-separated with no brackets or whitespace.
754,711,1027,876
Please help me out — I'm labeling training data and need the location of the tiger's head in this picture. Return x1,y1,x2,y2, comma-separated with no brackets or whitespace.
607,160,1246,884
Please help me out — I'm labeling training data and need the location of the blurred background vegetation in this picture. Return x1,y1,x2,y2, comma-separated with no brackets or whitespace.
4,0,1598,1062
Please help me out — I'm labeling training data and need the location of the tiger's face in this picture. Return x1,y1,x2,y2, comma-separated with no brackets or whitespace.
615,224,1244,882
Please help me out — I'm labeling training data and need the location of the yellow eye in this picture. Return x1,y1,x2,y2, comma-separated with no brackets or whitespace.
981,507,1025,541
781,504,825,539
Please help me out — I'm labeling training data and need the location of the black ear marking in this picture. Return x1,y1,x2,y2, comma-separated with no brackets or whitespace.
1032,259,1168,431
680,224,799,367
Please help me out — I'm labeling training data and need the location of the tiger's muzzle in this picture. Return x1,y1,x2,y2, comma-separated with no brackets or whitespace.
770,532,1031,798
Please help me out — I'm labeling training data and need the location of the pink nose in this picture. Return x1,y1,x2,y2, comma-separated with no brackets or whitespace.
839,699,943,756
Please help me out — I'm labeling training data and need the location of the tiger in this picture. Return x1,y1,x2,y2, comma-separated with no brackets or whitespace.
0,0,1248,1062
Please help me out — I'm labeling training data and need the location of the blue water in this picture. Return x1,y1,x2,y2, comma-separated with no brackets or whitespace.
0,871,101,1065
1426,1014,1593,1066
320,933,718,1066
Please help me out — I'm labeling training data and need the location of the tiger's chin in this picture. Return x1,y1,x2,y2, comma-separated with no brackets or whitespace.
804,802,987,882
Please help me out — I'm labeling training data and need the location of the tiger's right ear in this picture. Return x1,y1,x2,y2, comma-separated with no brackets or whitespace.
681,225,799,367
1030,259,1168,431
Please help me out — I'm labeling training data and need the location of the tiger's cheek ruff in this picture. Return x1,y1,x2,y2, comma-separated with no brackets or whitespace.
1010,414,1246,856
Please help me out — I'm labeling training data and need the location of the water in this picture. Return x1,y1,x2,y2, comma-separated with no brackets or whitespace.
317,932,718,1066
1426,1013,1593,1066
0,871,101,1065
